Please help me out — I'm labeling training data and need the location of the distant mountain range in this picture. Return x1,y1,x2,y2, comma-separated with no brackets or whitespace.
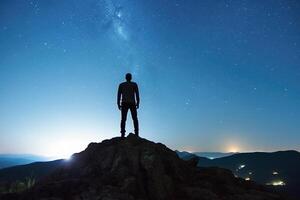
193,152,237,159
176,150,300,199
0,154,50,169
175,151,236,159
0,159,64,184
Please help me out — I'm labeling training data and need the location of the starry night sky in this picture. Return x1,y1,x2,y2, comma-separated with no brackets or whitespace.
0,0,299,158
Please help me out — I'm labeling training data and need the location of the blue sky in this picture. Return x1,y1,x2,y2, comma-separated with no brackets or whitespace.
0,0,299,158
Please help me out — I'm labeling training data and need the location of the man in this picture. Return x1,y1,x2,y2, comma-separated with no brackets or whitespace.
117,73,139,137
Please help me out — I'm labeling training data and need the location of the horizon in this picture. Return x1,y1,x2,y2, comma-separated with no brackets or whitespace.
0,145,300,161
1,147,299,161
1,0,300,159
1,136,299,160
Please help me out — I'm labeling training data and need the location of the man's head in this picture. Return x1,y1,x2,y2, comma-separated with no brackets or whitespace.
125,73,132,82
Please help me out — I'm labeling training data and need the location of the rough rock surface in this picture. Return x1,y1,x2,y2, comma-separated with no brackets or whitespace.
2,134,287,200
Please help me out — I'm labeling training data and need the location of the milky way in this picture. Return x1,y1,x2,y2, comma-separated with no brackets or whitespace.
98,0,141,75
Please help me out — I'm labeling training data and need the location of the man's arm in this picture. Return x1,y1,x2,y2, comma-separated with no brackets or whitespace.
135,83,140,109
117,84,122,110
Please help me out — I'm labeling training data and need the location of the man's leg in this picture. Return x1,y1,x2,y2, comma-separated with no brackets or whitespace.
130,105,139,136
121,104,129,137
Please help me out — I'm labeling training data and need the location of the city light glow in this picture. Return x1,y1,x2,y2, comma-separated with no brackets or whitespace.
267,180,286,186
238,164,246,170
228,146,239,153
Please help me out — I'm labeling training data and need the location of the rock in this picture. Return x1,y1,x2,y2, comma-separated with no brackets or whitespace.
1,133,289,200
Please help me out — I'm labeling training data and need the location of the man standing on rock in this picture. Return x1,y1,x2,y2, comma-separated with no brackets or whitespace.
117,73,140,137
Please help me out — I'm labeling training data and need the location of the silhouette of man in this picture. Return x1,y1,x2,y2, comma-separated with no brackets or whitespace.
117,73,139,137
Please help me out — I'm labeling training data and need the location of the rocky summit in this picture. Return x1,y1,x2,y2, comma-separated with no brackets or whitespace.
3,134,287,200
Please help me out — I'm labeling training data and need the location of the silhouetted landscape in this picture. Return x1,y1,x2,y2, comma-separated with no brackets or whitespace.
177,150,300,199
0,134,292,200
0,155,49,170
176,151,237,160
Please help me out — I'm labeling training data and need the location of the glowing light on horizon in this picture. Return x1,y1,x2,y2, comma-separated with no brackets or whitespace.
228,147,239,153
272,171,279,175
226,143,240,153
64,155,73,161
32,120,112,159
44,140,80,160
245,177,250,181
44,136,93,159
41,135,106,159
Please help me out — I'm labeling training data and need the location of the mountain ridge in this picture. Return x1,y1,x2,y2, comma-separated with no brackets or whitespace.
0,154,50,170
176,150,300,198
0,134,290,200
